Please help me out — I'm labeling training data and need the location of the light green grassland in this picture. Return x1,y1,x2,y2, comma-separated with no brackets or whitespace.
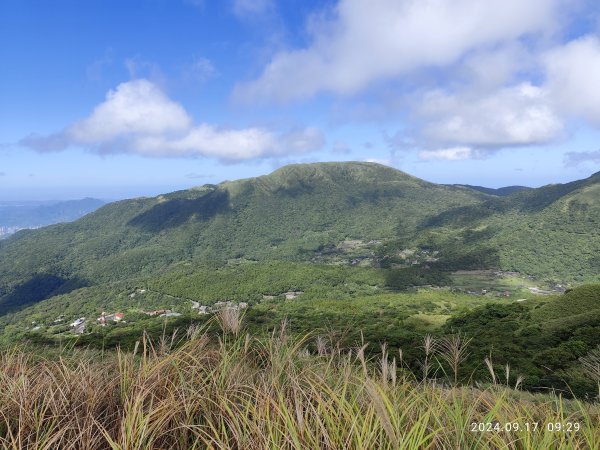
449,270,554,298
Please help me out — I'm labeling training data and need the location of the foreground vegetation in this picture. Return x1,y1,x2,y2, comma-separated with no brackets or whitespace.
1,317,598,450
1,263,598,398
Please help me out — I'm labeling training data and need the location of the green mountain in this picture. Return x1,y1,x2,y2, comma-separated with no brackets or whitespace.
453,184,532,197
413,171,600,282
1,163,599,397
0,162,599,316
0,162,486,313
445,284,600,396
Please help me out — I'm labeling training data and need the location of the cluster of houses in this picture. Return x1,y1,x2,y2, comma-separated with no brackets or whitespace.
31,290,305,336
97,312,124,326
66,307,185,334
64,312,126,334
70,317,87,334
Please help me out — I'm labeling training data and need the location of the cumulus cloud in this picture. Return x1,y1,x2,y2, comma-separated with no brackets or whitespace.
21,79,324,162
132,125,323,160
459,43,533,90
234,0,562,103
69,80,192,143
407,34,600,160
544,36,600,126
416,83,564,149
418,147,478,161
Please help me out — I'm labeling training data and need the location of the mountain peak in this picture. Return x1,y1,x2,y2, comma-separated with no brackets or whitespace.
260,161,425,186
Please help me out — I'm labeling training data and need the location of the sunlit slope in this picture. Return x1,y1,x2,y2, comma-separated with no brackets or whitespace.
418,171,600,282
0,162,486,311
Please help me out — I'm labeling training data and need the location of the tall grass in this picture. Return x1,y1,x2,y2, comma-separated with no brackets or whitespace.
0,324,598,449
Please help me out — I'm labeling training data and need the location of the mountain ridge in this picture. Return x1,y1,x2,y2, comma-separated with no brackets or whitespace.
0,161,599,315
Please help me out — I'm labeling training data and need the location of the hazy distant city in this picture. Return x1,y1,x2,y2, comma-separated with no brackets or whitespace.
0,226,38,238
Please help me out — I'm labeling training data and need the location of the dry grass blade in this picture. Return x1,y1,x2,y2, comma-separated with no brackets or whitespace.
217,306,244,336
0,331,597,449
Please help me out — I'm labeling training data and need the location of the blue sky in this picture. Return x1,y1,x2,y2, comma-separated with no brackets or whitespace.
2,0,600,200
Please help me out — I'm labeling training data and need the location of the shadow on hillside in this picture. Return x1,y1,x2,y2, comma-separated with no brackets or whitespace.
514,181,583,213
437,246,501,271
422,178,592,230
128,189,230,233
420,201,508,229
0,274,87,316
274,179,315,197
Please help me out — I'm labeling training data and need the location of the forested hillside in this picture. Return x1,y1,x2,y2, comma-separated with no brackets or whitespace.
0,162,599,316
411,171,600,282
0,162,487,312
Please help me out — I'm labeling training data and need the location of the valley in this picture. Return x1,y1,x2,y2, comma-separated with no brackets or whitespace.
6,1,600,445
0,163,598,399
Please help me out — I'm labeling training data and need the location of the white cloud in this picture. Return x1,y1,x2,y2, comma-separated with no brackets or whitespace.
460,43,532,90
68,80,192,143
130,125,276,159
544,36,600,126
21,79,324,162
408,35,600,157
418,147,476,161
235,0,562,103
416,83,564,148
131,125,323,161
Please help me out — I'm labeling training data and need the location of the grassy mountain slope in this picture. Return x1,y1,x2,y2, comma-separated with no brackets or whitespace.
413,171,600,282
445,284,600,396
454,184,532,196
1,162,599,318
0,162,487,312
